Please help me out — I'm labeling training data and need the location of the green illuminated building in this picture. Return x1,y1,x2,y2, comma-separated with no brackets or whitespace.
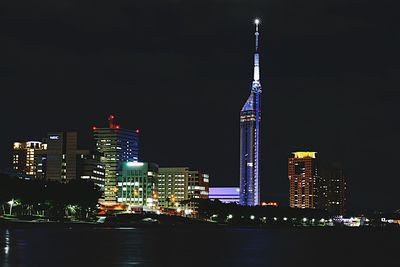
117,162,158,209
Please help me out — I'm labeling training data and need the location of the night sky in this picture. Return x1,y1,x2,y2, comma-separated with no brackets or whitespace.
1,0,400,212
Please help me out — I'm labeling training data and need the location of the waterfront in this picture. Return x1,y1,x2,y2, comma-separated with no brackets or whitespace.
0,227,398,267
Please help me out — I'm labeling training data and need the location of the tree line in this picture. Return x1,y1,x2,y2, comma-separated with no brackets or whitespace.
0,173,101,221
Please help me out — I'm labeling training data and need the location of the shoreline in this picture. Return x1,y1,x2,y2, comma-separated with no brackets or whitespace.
1,219,398,230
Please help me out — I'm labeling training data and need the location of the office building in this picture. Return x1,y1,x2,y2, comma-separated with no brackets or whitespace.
209,187,240,204
240,19,262,206
316,164,347,216
288,152,318,209
12,141,47,178
93,115,139,203
76,150,106,191
158,167,209,211
46,132,78,182
117,162,158,209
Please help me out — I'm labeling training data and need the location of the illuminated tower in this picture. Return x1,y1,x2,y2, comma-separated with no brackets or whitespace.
239,19,262,206
93,115,139,203
288,152,318,209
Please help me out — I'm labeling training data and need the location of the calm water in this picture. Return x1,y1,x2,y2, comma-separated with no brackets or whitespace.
0,227,398,267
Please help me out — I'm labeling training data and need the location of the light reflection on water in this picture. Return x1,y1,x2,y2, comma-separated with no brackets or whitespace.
0,227,398,267
3,229,10,266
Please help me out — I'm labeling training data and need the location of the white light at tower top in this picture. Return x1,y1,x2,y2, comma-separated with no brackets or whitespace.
254,19,260,25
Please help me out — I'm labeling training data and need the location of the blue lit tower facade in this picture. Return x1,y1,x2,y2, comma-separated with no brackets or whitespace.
240,19,262,206
93,115,139,203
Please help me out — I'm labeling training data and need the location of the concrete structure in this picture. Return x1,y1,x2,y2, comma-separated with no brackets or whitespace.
240,19,262,206
46,132,78,182
316,163,347,216
158,167,209,211
12,141,47,178
93,115,139,203
288,152,318,209
117,162,158,209
76,150,106,191
209,187,240,204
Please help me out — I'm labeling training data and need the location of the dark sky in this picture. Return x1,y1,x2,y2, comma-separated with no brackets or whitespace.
1,0,400,212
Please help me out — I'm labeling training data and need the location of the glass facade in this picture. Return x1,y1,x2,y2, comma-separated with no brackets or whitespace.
93,127,139,203
117,162,158,209
239,22,262,206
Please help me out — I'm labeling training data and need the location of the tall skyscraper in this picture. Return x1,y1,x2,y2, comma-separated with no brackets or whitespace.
240,19,262,206
288,152,318,209
316,163,347,216
288,152,347,214
93,115,139,203
46,132,78,182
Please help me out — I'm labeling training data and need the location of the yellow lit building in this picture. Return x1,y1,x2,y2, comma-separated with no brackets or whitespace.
13,141,47,178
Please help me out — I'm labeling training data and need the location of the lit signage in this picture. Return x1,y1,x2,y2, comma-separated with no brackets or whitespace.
49,136,59,140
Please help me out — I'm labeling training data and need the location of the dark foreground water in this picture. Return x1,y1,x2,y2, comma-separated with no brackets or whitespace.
0,227,398,267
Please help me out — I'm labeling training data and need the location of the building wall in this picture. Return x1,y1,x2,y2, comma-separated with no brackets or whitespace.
209,187,240,204
46,132,77,182
76,150,106,191
93,128,139,203
158,167,209,211
12,141,47,178
316,164,347,216
288,152,318,209
158,167,189,208
117,162,158,208
239,102,261,206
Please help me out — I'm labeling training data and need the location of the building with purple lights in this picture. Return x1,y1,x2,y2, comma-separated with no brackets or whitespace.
209,187,240,204
239,19,262,206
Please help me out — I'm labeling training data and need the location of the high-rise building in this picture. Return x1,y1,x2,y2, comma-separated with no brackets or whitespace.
288,152,318,209
12,141,47,178
117,162,158,209
240,19,262,206
158,167,209,211
316,164,347,216
76,150,106,191
46,132,78,182
93,115,139,203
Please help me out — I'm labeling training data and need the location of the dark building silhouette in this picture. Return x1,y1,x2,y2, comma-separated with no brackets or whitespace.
46,132,78,182
316,163,347,216
76,150,106,192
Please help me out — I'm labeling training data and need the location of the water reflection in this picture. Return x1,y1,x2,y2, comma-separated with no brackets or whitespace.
0,228,398,267
2,229,10,267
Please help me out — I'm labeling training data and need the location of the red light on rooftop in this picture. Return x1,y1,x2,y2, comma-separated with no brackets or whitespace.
109,115,115,119
136,129,140,134
92,126,97,131
115,125,120,129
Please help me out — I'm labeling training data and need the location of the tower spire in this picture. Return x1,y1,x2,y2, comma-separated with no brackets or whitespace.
255,18,260,52
252,19,261,91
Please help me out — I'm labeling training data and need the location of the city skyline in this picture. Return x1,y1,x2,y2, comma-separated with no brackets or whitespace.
1,1,400,212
